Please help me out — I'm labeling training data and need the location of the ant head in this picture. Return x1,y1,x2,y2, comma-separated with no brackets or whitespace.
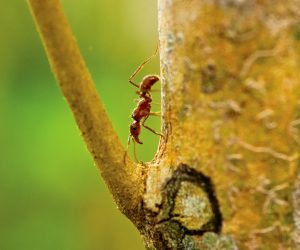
130,121,143,144
140,75,160,92
130,121,141,136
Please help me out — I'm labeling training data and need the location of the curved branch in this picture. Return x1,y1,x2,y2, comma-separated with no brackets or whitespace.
27,0,142,220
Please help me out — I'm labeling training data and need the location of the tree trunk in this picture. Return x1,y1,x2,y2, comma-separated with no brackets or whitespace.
28,0,300,249
147,0,300,248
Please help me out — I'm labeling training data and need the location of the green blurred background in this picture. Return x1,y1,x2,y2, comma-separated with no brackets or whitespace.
0,1,160,249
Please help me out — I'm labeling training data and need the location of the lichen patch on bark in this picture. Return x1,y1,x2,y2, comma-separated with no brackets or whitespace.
173,181,214,230
140,164,223,249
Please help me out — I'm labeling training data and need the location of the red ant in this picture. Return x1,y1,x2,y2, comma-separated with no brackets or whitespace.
124,45,163,162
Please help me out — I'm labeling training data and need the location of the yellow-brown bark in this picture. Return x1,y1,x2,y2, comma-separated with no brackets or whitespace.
157,0,300,248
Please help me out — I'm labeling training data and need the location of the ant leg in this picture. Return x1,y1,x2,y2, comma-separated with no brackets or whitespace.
128,43,159,88
132,137,139,163
129,80,140,89
150,89,161,93
123,136,139,163
142,115,164,137
151,102,161,106
149,111,161,116
123,135,131,164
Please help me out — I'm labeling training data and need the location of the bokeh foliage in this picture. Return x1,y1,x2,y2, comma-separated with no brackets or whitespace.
0,1,159,249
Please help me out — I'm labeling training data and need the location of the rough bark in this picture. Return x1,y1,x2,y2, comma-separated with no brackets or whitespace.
28,0,300,249
151,0,300,249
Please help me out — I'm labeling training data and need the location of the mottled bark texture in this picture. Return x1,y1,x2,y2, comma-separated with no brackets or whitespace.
154,0,300,249
29,0,300,249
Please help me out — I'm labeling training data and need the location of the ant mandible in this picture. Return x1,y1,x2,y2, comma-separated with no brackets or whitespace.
124,45,163,163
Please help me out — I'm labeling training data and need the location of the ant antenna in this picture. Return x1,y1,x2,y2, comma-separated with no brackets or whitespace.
129,42,159,88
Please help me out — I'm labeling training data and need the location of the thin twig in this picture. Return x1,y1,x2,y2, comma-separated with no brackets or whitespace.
27,0,142,219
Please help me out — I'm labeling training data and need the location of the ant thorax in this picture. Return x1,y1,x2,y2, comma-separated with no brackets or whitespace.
132,97,151,121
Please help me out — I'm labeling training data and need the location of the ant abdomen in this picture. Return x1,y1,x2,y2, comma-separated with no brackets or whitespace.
140,75,160,93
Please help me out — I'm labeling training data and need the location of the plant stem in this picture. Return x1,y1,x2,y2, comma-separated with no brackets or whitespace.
28,0,142,220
